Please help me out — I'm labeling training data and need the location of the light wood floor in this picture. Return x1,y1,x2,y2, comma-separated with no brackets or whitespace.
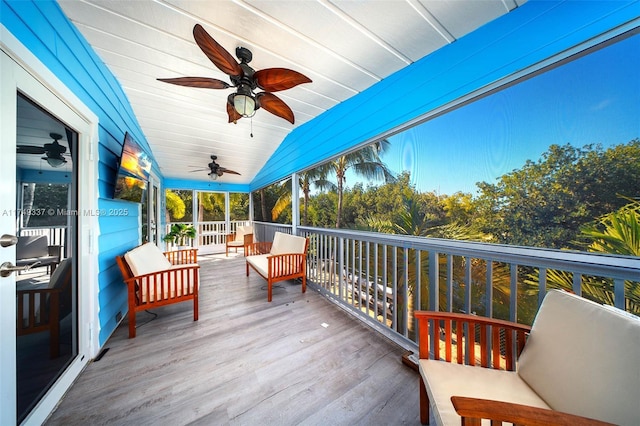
45,253,420,425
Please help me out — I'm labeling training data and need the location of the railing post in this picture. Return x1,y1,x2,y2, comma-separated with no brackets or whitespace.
291,172,299,236
429,251,439,312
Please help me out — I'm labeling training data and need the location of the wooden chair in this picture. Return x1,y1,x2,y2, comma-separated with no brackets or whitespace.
16,258,72,358
245,232,308,302
116,243,199,338
225,225,253,256
416,290,638,425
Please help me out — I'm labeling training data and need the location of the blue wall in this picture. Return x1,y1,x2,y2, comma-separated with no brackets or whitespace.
2,0,160,345
251,0,640,190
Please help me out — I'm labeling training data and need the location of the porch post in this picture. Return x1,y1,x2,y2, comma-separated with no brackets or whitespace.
192,189,199,249
248,191,254,222
224,191,230,233
291,172,299,235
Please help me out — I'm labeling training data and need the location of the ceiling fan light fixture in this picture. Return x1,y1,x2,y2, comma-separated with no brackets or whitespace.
46,156,66,168
232,85,256,118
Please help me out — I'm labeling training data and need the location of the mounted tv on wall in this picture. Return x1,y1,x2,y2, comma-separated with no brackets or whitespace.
113,132,152,203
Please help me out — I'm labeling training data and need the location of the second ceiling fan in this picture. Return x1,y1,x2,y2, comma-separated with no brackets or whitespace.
158,24,312,124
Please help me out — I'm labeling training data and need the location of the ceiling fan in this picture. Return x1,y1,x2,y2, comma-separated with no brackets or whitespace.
190,155,241,180
158,24,312,124
17,132,68,168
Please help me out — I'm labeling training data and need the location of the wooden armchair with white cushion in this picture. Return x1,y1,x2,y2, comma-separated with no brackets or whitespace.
225,225,253,256
416,289,639,425
116,243,199,338
245,231,308,302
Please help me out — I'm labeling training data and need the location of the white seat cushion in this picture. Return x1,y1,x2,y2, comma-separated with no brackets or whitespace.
124,243,171,277
246,254,269,277
517,290,640,425
270,232,306,255
420,359,549,426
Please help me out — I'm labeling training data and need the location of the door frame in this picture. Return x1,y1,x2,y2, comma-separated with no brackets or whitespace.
1,25,100,425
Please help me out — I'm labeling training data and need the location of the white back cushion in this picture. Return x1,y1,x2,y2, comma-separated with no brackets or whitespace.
124,243,171,276
270,232,306,255
517,289,640,425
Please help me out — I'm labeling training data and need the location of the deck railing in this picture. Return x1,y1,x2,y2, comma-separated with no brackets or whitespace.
19,226,68,257
164,220,250,248
254,222,640,352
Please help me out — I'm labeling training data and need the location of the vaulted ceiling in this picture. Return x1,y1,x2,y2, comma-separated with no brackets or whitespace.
57,0,525,184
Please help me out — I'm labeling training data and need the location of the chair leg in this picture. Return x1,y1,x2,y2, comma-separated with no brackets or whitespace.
268,279,273,302
301,273,306,294
193,295,199,321
419,376,429,425
128,309,136,338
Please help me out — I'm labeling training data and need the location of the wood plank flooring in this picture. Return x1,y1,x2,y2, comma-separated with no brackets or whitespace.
45,253,420,425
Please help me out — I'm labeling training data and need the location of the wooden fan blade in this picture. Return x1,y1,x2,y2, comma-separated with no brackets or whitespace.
226,103,243,123
193,24,243,77
157,77,230,89
256,92,295,124
254,68,312,92
220,168,241,175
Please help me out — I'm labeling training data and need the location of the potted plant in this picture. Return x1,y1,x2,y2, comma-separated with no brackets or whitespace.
163,223,196,249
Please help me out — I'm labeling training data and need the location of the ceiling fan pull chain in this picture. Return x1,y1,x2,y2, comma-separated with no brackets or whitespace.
250,116,254,138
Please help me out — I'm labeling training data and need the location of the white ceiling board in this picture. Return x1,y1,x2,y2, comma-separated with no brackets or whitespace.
57,0,523,185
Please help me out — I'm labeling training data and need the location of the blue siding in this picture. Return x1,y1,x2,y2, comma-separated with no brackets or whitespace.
250,0,640,190
2,0,159,346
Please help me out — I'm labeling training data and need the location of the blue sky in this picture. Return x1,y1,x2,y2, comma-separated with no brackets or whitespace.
378,33,640,196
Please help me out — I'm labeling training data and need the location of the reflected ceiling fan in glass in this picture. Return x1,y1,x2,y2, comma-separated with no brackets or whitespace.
17,132,68,168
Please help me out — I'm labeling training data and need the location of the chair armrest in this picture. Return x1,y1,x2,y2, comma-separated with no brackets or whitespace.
451,396,614,426
243,233,253,246
246,241,272,256
267,253,306,278
415,311,531,370
163,248,198,265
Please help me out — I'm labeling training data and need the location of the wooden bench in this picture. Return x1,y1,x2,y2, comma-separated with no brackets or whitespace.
416,289,639,425
116,243,200,338
245,231,308,302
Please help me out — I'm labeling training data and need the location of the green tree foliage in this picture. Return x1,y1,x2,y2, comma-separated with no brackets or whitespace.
28,184,69,227
229,193,250,221
165,189,187,221
475,140,640,249
526,198,640,315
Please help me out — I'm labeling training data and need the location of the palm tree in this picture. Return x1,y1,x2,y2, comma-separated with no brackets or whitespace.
324,140,395,228
272,169,332,225
527,198,640,315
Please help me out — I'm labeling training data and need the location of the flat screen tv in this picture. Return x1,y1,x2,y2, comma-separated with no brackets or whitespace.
113,132,152,203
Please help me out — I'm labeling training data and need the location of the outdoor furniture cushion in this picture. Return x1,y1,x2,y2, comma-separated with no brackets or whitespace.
227,225,253,247
421,360,550,426
124,242,172,276
516,290,640,425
